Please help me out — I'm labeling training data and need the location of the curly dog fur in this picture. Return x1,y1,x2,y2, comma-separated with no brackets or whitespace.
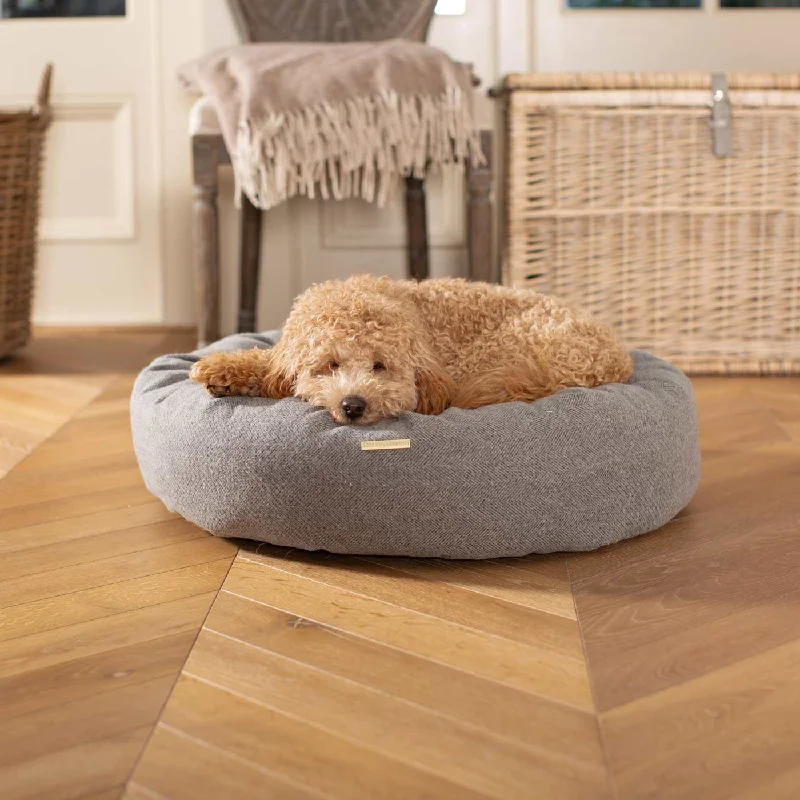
191,275,633,425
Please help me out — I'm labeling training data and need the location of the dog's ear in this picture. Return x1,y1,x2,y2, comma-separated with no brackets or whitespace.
414,354,455,416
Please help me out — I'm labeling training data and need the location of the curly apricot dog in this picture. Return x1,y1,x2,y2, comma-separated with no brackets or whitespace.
191,274,633,425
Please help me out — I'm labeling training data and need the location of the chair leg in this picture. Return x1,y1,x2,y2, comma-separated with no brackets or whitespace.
466,130,495,283
405,176,429,281
238,195,262,333
192,135,221,348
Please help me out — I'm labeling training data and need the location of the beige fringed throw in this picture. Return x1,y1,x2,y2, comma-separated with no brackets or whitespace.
179,40,482,210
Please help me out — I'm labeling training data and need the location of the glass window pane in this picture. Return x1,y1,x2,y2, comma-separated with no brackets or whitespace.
1,0,125,17
721,0,800,6
567,1,700,7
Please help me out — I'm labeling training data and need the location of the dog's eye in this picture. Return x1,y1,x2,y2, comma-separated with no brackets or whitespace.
327,361,340,372
373,362,386,372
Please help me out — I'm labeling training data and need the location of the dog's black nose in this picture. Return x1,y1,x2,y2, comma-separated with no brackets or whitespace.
341,395,366,420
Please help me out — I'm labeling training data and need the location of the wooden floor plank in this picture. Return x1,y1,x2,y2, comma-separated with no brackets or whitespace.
697,394,792,453
123,784,166,800
0,676,175,769
0,330,174,479
0,517,209,582
225,557,594,709
0,592,217,682
0,382,97,427
0,559,232,644
80,788,126,800
0,483,163,534
130,724,321,800
127,541,608,797
3,329,798,799
182,628,607,799
727,765,800,800
569,460,800,709
0,537,234,610
160,675,494,800
0,631,197,722
357,553,577,617
383,557,578,619
2,329,166,376
203,590,604,765
249,546,584,660
12,428,134,472
0,329,226,800
485,553,572,584
54,409,140,443
0,501,174,556
601,637,800,800
0,374,103,443
0,726,151,800
0,455,143,511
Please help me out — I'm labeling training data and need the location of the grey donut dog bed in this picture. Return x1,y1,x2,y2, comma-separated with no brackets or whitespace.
131,332,700,559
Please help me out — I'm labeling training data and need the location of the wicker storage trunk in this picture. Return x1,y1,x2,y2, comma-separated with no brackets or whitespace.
0,65,52,359
501,72,800,374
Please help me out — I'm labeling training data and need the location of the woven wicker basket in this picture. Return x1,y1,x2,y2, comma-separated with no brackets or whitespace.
501,72,800,374
0,64,53,360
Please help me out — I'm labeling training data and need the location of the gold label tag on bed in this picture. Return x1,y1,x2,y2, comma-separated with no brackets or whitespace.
361,439,411,451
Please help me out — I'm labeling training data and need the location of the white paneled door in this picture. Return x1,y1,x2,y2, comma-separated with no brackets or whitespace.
0,0,163,324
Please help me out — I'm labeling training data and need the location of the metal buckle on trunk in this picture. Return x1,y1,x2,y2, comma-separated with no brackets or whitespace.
709,73,733,158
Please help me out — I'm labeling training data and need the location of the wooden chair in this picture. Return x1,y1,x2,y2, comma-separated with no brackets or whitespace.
190,0,494,345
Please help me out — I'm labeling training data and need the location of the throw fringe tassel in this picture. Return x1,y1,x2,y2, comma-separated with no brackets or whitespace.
233,87,484,211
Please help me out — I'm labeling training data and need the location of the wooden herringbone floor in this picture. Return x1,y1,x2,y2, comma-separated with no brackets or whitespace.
1,331,798,800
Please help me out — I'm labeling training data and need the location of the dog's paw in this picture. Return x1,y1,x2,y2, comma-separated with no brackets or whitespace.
190,354,262,398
